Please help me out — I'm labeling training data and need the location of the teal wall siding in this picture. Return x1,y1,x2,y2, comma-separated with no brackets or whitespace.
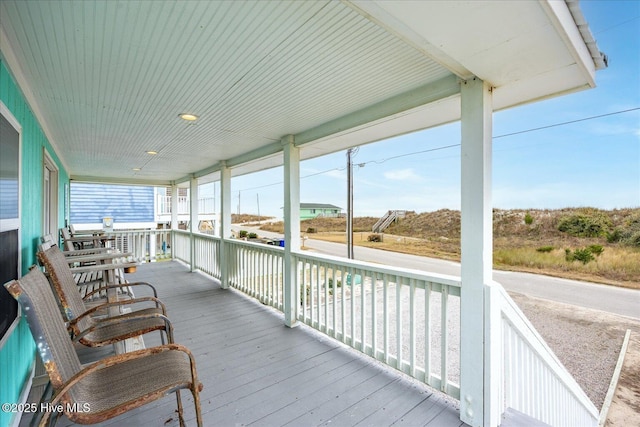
0,58,69,426
0,317,34,427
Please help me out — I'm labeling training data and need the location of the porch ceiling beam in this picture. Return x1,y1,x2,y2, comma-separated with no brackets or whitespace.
295,74,460,146
177,75,460,184
70,175,173,186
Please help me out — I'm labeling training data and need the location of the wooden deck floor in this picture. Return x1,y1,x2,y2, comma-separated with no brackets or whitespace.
21,260,466,427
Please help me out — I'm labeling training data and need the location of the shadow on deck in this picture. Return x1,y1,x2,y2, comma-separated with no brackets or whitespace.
21,260,466,426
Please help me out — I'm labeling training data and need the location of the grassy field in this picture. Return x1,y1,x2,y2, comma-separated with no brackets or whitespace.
256,208,640,289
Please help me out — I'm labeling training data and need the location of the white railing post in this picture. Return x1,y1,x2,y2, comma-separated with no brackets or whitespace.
170,184,179,262
189,176,198,272
484,281,502,426
282,135,300,328
220,162,232,289
460,77,496,427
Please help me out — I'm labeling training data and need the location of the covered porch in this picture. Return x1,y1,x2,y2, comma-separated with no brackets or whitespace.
22,260,465,426
1,1,607,426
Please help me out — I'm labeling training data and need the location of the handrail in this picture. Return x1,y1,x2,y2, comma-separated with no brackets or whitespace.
489,281,598,426
372,210,406,233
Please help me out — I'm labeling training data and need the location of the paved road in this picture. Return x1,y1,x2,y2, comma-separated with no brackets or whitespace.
234,226,640,320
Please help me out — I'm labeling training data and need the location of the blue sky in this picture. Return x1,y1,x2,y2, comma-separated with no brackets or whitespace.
223,1,639,219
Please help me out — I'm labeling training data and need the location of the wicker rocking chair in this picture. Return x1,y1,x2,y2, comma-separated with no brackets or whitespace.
4,269,203,426
37,245,173,347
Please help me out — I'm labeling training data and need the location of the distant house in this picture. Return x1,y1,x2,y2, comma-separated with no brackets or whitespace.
300,203,343,220
69,183,218,231
70,183,156,230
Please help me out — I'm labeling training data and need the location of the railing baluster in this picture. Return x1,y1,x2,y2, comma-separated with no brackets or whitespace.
383,274,389,364
371,273,377,360
360,269,366,353
425,281,432,384
440,284,449,393
409,278,416,377
396,276,402,371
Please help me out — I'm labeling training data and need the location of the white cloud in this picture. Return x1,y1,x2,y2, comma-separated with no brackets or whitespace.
383,168,422,181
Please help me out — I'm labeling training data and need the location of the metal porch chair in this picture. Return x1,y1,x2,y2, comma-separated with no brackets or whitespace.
37,245,173,347
4,269,203,426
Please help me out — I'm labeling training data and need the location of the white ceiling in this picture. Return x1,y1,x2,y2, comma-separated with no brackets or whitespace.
0,0,605,186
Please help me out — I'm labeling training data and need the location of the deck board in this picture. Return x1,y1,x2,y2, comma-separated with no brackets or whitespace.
20,260,464,427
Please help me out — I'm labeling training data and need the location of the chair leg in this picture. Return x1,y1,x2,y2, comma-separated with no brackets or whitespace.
30,381,52,427
175,390,185,427
192,384,204,427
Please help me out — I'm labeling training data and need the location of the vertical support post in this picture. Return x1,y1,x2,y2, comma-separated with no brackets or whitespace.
282,135,300,328
189,176,198,272
459,77,494,427
170,184,179,260
346,148,354,259
220,162,232,289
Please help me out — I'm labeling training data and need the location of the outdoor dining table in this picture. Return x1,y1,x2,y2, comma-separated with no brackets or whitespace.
66,252,137,302
63,233,116,249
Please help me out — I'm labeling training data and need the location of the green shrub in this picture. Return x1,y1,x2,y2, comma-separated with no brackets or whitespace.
565,245,602,264
306,227,317,233
524,212,534,225
536,246,554,253
629,231,640,247
607,228,623,243
368,234,382,242
572,248,595,264
587,244,604,256
605,214,640,247
557,210,612,237
564,248,573,262
248,232,258,239
327,278,342,289
238,230,248,238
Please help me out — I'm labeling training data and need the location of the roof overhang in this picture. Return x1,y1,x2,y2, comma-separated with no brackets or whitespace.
0,0,605,185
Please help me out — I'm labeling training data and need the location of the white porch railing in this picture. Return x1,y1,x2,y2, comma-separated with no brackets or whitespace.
172,229,192,265
105,229,172,262
217,238,461,398
226,239,285,311
293,250,462,398
156,195,216,215
115,229,599,426
489,282,598,426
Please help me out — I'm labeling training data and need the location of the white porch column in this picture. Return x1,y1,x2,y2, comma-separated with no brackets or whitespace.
282,135,300,328
220,162,232,289
189,176,199,272
459,77,494,427
170,184,179,230
170,184,179,261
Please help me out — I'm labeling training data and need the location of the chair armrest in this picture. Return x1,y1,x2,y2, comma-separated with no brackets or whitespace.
42,344,200,426
83,281,159,299
70,312,173,342
72,297,168,325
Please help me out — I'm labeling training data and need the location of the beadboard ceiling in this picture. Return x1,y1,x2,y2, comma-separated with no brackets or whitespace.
0,0,604,185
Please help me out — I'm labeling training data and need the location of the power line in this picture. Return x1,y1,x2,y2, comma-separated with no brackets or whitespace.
237,106,639,191
593,15,640,35
362,107,639,165
493,107,640,139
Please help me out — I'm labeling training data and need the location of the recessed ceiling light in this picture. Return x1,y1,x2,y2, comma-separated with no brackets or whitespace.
179,113,198,121
132,168,141,171
146,150,158,155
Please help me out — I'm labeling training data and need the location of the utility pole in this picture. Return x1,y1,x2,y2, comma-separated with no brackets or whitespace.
257,193,261,224
347,148,354,259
